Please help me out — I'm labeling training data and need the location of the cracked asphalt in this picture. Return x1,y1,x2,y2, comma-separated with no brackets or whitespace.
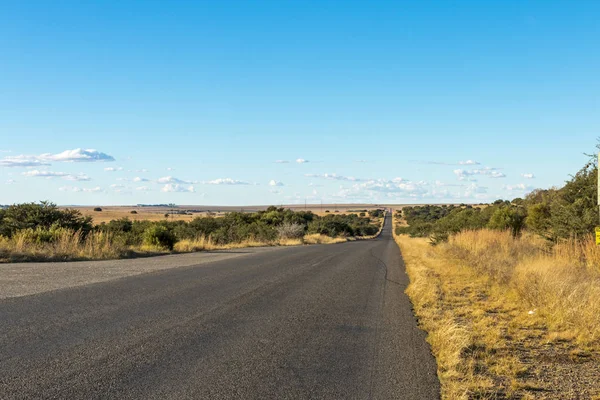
0,215,440,399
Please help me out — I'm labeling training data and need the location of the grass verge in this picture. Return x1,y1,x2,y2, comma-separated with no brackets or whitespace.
394,227,600,399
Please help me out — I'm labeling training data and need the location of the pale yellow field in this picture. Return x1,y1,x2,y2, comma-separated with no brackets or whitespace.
71,207,206,224
69,205,391,225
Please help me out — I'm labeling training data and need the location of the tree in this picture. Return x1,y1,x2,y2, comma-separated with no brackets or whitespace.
488,206,527,237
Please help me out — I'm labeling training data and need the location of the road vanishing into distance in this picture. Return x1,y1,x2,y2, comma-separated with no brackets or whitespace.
0,215,440,399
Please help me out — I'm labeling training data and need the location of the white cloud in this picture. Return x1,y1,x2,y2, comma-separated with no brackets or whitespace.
204,178,250,185
0,157,51,168
504,183,534,192
22,170,91,181
274,160,289,164
133,177,149,182
136,169,148,173
59,186,102,193
64,173,91,182
5,179,16,184
308,182,323,187
269,189,282,194
110,184,126,189
1,148,114,168
104,167,123,172
453,167,506,180
166,167,175,171
161,184,195,193
269,180,284,186
521,173,535,179
41,148,115,163
136,186,151,191
435,180,467,187
22,170,68,178
157,176,196,184
411,160,481,166
296,158,309,164
305,173,362,182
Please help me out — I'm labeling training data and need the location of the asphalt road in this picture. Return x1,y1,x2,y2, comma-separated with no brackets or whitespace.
0,215,440,399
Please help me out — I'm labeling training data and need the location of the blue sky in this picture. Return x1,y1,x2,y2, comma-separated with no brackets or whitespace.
1,0,598,205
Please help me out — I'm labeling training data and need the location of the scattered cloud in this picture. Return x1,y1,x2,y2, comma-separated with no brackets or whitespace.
274,160,289,164
161,184,195,193
166,167,175,171
308,182,323,187
23,170,69,178
64,173,91,181
0,157,51,168
411,160,480,166
269,180,284,186
453,167,506,180
21,170,92,182
521,173,535,179
305,173,362,182
135,186,151,192
269,189,282,194
59,186,102,193
1,148,114,168
136,169,148,173
157,176,196,184
296,158,309,164
204,178,250,185
41,148,115,163
104,167,123,172
435,180,467,187
504,183,534,192
5,179,16,184
133,177,150,182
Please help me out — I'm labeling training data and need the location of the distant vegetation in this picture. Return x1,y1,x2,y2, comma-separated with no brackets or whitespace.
0,205,382,262
397,148,597,244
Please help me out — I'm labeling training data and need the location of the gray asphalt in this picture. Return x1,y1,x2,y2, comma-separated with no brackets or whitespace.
0,215,440,399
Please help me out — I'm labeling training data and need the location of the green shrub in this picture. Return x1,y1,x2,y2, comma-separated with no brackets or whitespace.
143,225,176,250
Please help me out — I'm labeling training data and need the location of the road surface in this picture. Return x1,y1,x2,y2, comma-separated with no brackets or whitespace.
0,215,440,399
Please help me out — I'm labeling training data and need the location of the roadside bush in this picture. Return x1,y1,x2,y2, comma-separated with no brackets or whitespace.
93,207,102,212
276,222,305,240
143,225,176,250
0,202,92,238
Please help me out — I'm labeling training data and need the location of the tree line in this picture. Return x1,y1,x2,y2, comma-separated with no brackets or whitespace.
397,144,598,244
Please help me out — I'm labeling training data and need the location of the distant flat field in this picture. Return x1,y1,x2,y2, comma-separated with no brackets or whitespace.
69,206,202,224
66,204,442,225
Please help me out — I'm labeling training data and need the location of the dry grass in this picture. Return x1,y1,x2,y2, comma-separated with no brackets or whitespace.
302,234,347,245
0,230,166,262
394,225,600,399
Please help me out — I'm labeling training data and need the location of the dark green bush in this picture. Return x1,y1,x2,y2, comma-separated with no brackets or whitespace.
143,225,176,250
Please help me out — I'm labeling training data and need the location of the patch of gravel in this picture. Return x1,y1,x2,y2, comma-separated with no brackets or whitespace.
0,247,281,300
519,343,600,399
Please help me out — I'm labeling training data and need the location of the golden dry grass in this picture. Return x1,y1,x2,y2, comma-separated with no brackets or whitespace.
394,225,600,399
302,234,347,245
0,230,166,262
75,207,198,224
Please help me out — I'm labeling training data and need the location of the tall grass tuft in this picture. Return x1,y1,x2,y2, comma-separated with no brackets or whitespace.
447,229,600,344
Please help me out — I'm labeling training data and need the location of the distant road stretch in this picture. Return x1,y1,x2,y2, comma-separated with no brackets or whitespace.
0,215,440,399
